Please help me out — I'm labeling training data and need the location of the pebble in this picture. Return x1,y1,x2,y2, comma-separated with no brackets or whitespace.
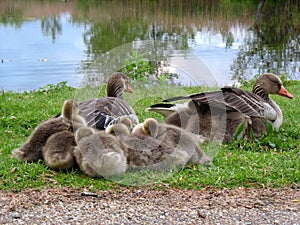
0,187,299,224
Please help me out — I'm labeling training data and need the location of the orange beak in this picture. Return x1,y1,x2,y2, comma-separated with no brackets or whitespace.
125,85,133,93
277,86,293,99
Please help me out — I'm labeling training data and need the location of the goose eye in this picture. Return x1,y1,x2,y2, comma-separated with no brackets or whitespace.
272,81,280,88
125,79,129,85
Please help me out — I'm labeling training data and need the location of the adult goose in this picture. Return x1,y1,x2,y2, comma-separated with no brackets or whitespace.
147,73,293,142
77,72,139,130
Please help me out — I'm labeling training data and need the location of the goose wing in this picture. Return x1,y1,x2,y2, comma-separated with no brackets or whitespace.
79,97,138,130
164,87,267,118
146,102,191,117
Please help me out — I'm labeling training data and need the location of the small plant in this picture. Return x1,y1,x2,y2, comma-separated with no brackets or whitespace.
278,73,290,86
238,73,260,89
238,72,290,90
119,51,155,83
35,81,70,94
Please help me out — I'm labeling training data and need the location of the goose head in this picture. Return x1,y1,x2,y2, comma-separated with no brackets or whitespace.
106,72,132,99
253,73,293,99
253,73,293,130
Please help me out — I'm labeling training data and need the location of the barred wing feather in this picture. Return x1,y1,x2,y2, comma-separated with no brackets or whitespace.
79,98,138,129
164,87,269,118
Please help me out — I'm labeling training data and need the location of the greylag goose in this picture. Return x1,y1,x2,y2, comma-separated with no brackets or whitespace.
131,118,211,165
147,73,293,142
11,117,70,162
74,126,127,178
11,99,85,163
42,130,77,170
42,99,86,170
77,72,139,130
73,127,100,177
105,122,131,136
105,118,210,171
11,106,71,162
106,121,189,171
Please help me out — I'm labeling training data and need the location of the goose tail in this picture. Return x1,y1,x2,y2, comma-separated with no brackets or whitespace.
146,103,178,117
162,96,190,102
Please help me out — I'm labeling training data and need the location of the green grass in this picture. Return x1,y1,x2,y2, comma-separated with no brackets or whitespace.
0,81,299,192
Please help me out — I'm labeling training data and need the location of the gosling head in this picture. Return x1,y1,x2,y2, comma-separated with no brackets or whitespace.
106,123,131,136
116,116,135,131
62,99,78,121
62,99,86,129
75,126,95,143
132,118,159,138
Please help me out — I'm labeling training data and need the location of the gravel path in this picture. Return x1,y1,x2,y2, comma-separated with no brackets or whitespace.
1,186,299,224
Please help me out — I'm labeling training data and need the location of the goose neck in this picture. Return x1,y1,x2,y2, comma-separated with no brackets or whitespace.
253,83,283,129
267,98,283,130
107,85,124,99
252,83,269,101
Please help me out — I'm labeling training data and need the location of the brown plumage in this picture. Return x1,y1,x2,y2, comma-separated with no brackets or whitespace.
106,122,131,136
11,99,85,164
40,99,86,170
148,73,293,142
11,117,71,162
77,72,139,130
106,122,185,171
61,99,86,131
42,130,77,170
74,126,127,178
73,127,98,177
109,118,211,170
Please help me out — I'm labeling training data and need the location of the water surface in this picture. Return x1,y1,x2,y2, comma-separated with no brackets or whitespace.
0,0,299,92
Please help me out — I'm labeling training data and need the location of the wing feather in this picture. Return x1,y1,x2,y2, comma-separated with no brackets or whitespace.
78,97,138,129
162,87,267,117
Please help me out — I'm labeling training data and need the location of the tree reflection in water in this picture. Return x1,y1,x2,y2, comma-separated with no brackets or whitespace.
0,0,299,88
232,0,300,81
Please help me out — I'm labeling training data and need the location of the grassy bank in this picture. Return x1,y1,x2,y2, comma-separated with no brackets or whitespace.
0,81,299,192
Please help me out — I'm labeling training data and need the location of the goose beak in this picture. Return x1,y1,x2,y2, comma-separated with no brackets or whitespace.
278,86,293,99
125,85,133,93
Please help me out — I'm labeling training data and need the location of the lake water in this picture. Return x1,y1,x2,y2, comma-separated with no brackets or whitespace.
0,13,86,91
0,0,299,92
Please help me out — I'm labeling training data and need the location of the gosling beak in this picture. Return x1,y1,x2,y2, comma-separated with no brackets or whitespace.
277,86,293,99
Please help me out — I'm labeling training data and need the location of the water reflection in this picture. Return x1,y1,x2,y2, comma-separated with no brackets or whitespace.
0,13,86,91
232,0,300,81
41,16,62,42
0,0,299,92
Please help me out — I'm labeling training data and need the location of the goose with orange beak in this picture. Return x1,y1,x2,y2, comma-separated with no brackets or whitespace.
148,73,293,142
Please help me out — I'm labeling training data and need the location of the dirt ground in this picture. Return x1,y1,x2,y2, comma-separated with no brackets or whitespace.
1,186,299,224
